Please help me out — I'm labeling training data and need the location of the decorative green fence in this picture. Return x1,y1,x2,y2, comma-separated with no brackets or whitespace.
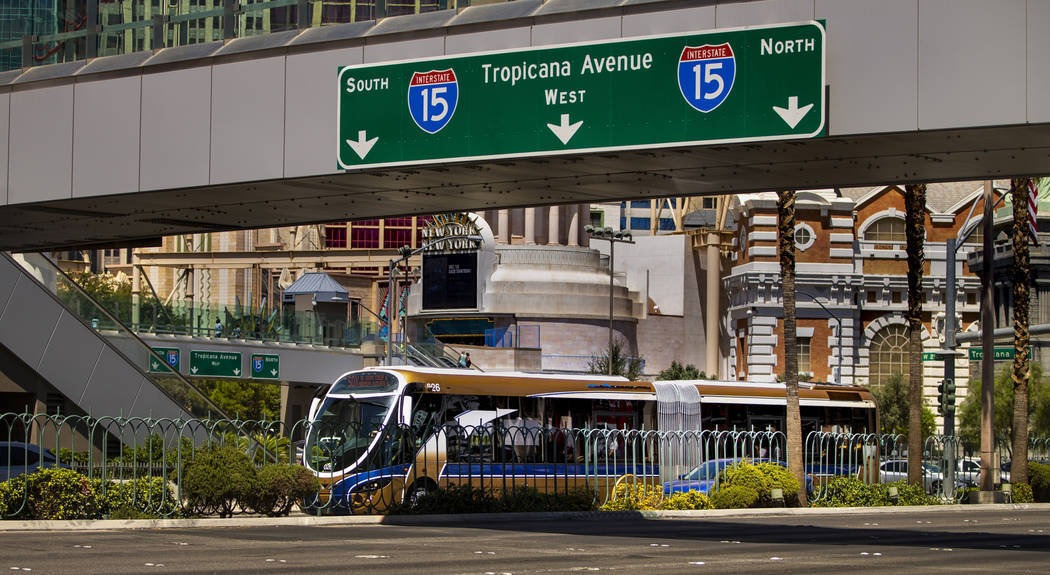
0,412,1036,518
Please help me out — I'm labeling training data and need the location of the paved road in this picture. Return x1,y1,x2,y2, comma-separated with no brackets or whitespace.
2,508,1048,574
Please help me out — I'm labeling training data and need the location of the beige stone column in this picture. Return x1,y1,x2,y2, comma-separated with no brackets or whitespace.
524,207,536,245
568,205,580,247
705,232,721,378
548,205,560,245
498,209,510,244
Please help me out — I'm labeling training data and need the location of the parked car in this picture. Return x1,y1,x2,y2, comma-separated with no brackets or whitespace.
663,458,813,496
0,442,68,481
879,459,974,494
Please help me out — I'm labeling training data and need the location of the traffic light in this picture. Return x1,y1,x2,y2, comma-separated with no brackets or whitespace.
938,378,957,415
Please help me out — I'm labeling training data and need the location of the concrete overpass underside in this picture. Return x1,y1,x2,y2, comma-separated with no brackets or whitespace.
5,123,1048,252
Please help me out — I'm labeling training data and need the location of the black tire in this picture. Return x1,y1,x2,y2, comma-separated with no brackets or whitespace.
930,480,942,495
406,479,437,507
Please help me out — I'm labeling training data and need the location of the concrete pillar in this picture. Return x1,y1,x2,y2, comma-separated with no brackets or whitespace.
579,205,590,247
548,205,560,245
705,232,721,378
498,209,510,244
568,205,580,247
524,207,536,245
185,267,195,336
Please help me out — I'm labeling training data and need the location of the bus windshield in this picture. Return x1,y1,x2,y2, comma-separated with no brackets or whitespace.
304,394,396,473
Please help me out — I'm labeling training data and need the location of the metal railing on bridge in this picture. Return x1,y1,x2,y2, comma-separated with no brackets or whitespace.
0,0,487,74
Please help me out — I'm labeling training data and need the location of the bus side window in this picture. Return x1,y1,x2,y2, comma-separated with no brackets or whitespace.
409,392,443,446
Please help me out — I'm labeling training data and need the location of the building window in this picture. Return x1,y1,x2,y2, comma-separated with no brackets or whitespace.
590,210,604,228
350,220,380,249
629,217,651,230
963,218,983,245
630,200,650,209
794,223,816,251
867,291,877,303
892,291,902,304
864,217,906,243
797,336,811,374
702,197,717,209
868,323,909,389
325,226,347,248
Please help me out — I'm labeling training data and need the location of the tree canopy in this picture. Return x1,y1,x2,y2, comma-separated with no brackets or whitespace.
870,372,935,438
958,363,1050,449
657,361,705,380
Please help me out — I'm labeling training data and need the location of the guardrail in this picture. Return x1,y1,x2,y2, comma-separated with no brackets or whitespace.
0,412,1039,518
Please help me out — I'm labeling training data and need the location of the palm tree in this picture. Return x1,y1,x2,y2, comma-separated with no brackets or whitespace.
1010,177,1033,486
904,183,926,487
777,190,804,504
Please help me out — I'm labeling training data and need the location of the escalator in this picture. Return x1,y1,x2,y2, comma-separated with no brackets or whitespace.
0,253,224,420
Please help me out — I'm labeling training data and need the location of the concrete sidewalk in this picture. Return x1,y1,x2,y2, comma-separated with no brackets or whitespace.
1,502,1046,532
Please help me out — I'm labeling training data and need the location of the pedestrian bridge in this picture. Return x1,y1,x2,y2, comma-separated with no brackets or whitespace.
0,0,1046,251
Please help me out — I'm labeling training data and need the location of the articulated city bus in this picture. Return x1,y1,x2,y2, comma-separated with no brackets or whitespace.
302,366,877,513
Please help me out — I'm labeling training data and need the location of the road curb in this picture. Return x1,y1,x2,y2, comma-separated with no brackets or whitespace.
2,502,1048,532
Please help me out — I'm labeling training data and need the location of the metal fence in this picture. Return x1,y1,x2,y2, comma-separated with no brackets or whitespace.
0,412,1038,518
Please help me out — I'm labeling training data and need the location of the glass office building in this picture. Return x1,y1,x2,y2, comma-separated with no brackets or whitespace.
0,0,58,71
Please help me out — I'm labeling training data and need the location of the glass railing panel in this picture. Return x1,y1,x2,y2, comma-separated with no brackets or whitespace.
11,253,224,419
1,0,500,74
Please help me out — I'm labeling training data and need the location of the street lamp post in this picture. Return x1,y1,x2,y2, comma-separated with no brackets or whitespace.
585,225,634,375
795,290,844,383
385,234,482,367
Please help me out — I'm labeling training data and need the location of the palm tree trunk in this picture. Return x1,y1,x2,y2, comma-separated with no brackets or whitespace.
904,183,926,487
778,190,805,505
1010,177,1032,486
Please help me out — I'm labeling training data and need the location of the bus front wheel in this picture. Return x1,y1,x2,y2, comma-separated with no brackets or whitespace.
406,479,437,507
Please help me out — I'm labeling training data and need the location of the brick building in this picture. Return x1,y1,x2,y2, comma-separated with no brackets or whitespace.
725,183,989,426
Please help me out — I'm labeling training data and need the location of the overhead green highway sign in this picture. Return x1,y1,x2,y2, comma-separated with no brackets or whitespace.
148,347,180,374
250,354,280,380
189,350,242,378
338,21,825,169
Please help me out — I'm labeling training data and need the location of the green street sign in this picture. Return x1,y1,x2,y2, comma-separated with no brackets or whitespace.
968,347,1025,361
149,347,180,374
338,21,825,169
921,352,939,362
250,354,280,380
189,350,242,378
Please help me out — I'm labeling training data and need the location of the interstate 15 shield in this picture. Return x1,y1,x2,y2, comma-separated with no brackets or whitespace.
407,69,458,134
677,43,735,113
166,350,179,368
253,356,264,373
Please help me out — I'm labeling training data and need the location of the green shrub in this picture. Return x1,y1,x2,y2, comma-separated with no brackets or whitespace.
599,482,663,511
20,468,99,520
661,491,712,510
709,485,759,509
393,483,498,515
754,462,802,506
182,445,257,517
717,461,768,494
1012,482,1034,503
811,477,940,507
0,477,29,518
1028,462,1050,501
250,464,320,517
811,476,885,507
92,477,177,518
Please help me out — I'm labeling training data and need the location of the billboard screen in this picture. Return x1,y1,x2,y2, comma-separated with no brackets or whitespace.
422,252,477,310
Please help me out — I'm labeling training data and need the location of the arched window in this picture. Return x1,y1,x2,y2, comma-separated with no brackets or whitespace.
864,217,906,243
868,323,909,389
962,218,983,245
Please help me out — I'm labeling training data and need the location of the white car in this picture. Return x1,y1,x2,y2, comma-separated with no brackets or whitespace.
957,458,1009,485
879,459,958,494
